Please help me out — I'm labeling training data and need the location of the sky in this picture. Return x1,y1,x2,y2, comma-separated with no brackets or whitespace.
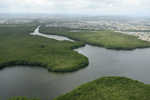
0,0,150,17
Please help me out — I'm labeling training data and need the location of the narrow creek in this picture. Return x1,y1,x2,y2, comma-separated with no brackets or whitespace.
1,26,150,100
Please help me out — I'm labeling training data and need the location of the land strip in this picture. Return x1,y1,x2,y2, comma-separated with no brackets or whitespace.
39,26,150,50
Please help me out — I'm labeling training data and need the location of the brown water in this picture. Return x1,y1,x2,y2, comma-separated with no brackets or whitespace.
1,27,150,100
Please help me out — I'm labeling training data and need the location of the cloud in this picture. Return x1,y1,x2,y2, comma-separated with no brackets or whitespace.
0,0,150,17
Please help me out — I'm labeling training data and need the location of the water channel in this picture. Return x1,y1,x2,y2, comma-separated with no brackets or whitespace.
1,27,150,100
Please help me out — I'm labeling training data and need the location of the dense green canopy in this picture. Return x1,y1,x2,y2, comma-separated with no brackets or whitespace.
0,24,88,72
54,76,150,100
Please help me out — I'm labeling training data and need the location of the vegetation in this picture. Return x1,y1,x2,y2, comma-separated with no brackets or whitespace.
126,30,150,32
39,26,150,50
3,24,150,100
0,24,89,72
54,76,150,100
8,77,150,100
8,96,41,100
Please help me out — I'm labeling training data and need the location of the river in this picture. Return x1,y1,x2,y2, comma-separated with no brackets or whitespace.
1,26,150,100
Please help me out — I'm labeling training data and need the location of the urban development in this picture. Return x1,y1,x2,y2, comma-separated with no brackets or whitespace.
1,16,150,41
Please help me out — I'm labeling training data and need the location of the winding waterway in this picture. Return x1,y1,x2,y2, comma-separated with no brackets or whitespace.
1,27,150,100
31,26,74,42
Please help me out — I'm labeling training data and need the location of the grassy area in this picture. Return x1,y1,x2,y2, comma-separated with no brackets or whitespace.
39,26,150,50
8,96,41,100
126,30,150,32
54,76,150,100
0,24,89,72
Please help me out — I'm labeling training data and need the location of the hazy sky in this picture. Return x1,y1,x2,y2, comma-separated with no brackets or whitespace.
0,0,150,17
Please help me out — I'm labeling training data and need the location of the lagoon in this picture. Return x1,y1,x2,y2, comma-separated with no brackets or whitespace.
1,26,150,100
